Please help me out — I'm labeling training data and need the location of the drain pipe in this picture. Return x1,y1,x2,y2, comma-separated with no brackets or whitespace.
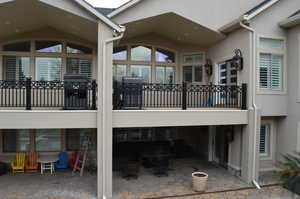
101,26,125,199
239,21,261,189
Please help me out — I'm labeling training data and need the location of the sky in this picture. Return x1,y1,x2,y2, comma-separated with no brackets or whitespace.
85,0,130,8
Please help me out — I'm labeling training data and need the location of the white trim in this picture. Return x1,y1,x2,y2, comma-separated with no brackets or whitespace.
260,120,276,161
107,0,142,18
279,13,300,28
244,0,280,21
297,122,300,152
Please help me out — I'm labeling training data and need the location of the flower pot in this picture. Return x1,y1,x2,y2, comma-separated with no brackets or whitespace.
192,172,208,192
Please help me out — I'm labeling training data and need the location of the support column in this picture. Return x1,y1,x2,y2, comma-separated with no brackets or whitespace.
97,22,114,199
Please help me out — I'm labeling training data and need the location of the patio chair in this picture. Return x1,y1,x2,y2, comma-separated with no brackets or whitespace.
11,153,26,173
68,151,80,169
55,152,68,170
25,152,39,173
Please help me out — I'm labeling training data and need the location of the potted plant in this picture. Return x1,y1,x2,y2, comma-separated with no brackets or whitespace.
279,152,300,194
192,172,208,192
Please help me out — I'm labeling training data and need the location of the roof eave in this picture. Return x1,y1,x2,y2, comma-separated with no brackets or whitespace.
219,16,247,34
108,0,141,18
279,14,300,28
243,0,280,21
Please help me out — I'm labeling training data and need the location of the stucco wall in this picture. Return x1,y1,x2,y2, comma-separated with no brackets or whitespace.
112,0,263,32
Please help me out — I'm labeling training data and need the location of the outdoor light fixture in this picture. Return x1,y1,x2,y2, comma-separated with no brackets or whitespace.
204,59,213,76
231,49,243,71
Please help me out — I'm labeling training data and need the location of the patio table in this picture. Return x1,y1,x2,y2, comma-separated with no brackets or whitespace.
38,155,58,174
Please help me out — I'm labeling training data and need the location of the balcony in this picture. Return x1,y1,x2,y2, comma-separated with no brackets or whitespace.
0,78,97,110
113,83,247,110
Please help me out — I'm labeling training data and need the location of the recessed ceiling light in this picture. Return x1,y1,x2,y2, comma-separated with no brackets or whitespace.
184,33,189,36
15,29,20,33
5,21,11,25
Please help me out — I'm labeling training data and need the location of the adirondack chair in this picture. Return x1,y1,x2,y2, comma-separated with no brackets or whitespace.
11,153,26,173
55,152,68,169
25,152,39,173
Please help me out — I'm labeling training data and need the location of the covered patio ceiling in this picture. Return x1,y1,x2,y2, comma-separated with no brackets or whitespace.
121,13,226,47
0,0,98,43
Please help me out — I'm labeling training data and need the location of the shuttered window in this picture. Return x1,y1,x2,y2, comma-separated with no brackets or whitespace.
3,56,30,81
260,124,270,156
36,57,62,81
66,58,92,79
259,54,283,90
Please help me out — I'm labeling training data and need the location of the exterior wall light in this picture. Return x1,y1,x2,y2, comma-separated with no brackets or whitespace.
231,49,243,71
204,59,213,76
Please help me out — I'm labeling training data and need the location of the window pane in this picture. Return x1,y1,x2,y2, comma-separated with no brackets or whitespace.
156,66,165,84
183,54,203,63
156,48,175,63
67,58,92,79
3,56,30,81
67,43,92,54
36,41,62,53
3,41,30,52
183,66,192,83
35,129,61,152
260,125,269,156
113,64,127,82
260,38,284,50
66,129,88,151
131,45,151,61
194,66,203,82
36,57,62,81
260,54,271,89
156,66,175,84
113,46,127,60
131,65,151,83
2,130,30,152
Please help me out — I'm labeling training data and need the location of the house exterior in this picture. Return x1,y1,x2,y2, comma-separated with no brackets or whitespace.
0,0,300,198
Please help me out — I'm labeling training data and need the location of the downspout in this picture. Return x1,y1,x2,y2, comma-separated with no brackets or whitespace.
102,27,125,199
239,21,261,189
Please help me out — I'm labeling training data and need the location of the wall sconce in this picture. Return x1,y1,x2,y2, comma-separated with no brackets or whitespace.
231,49,243,71
204,59,213,76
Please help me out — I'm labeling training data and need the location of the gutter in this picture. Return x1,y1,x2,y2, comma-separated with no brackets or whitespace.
239,21,261,189
101,26,125,199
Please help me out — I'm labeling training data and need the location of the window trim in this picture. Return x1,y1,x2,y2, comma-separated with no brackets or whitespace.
181,52,205,84
257,35,287,95
0,38,95,80
260,120,276,161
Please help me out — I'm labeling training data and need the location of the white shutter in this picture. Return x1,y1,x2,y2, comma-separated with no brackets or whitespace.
271,55,283,90
36,57,61,81
3,56,30,81
66,58,92,79
259,54,271,89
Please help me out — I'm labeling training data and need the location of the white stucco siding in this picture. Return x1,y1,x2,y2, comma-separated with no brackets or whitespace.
112,0,262,32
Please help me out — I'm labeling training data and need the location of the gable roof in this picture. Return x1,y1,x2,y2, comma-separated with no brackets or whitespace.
95,7,116,15
220,0,280,33
107,0,142,18
76,0,124,32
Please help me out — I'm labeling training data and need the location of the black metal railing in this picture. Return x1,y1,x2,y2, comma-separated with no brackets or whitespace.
0,78,97,110
114,82,247,110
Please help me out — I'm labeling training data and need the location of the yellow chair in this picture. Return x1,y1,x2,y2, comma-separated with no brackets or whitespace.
11,153,26,173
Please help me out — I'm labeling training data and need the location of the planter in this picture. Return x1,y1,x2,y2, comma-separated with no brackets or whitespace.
192,172,208,192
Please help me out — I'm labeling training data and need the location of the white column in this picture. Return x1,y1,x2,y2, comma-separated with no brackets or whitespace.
0,55,3,80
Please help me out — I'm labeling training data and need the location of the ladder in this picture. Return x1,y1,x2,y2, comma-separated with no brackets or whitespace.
72,135,91,177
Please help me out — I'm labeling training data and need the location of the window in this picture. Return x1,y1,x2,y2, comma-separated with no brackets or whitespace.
131,45,152,61
2,130,30,152
36,57,62,81
113,45,177,83
183,54,203,63
156,48,175,63
67,43,92,54
260,54,283,90
35,129,61,152
156,66,175,84
131,65,151,83
3,41,30,52
66,129,88,151
36,41,62,53
113,46,127,61
183,65,203,83
259,38,284,91
219,62,237,85
113,64,127,82
260,124,270,157
3,56,30,80
66,58,92,79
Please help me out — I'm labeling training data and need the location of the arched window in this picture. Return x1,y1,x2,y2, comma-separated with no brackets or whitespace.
113,45,176,84
0,40,94,81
